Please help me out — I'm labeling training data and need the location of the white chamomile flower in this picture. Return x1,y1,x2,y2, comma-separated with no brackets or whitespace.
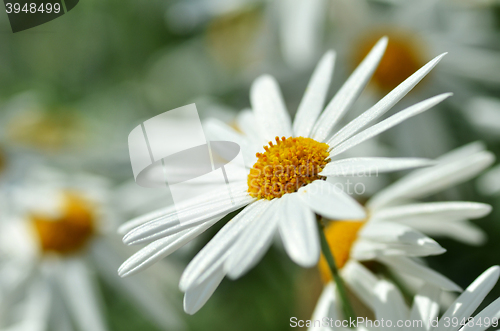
309,142,493,319
118,37,453,314
309,265,500,331
0,167,184,331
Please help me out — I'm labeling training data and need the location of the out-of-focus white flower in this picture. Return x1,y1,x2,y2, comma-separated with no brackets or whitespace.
165,0,327,70
309,265,500,331
0,167,184,331
118,39,454,314
328,0,500,158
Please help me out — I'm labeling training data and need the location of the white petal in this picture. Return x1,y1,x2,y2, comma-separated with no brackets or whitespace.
183,266,225,315
250,75,293,143
437,266,500,331
225,199,281,279
371,202,492,223
203,118,257,167
236,109,261,145
409,284,440,331
297,180,366,220
378,256,462,292
460,297,500,331
341,261,379,311
357,222,446,257
278,193,319,267
59,259,108,331
329,93,453,157
293,51,336,138
279,0,326,69
311,37,388,142
321,157,434,177
368,151,494,209
373,280,409,324
309,282,339,331
118,218,219,277
119,182,249,235
327,53,447,147
123,187,253,245
179,201,268,291
402,219,487,246
435,141,486,163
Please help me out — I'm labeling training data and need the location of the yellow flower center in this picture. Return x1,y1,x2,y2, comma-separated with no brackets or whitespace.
318,221,365,283
31,193,96,255
247,136,330,200
354,31,425,93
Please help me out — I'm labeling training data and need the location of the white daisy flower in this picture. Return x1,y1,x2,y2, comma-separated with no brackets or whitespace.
309,265,500,331
304,142,493,321
179,141,493,315
0,167,184,331
119,38,454,312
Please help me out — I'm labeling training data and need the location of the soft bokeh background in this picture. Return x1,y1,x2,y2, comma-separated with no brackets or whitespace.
1,0,500,330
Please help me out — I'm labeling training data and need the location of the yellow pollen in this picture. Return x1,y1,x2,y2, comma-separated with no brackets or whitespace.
354,31,425,93
31,192,96,255
247,136,330,200
318,221,365,283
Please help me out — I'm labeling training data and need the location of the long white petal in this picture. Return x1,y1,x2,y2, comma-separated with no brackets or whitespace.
371,202,492,223
357,222,446,257
410,284,440,331
123,189,253,245
460,297,500,331
297,180,366,220
59,259,108,331
321,157,434,177
293,51,336,137
179,201,268,291
437,266,500,331
278,193,320,267
118,218,219,277
341,261,379,311
329,93,452,157
379,256,462,292
368,151,494,209
203,118,257,167
225,199,281,279
311,37,388,142
183,266,225,315
327,53,447,147
119,182,249,235
308,282,339,331
250,75,293,143
373,280,409,324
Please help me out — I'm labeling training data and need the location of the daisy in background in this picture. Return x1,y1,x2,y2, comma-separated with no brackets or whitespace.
165,0,327,71
119,38,456,313
0,167,184,331
326,0,500,159
309,265,500,331
310,142,493,321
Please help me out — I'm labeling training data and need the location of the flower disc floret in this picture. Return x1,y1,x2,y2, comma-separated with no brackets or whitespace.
247,136,330,199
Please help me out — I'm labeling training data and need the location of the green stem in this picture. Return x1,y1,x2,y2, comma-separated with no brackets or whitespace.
317,218,357,324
